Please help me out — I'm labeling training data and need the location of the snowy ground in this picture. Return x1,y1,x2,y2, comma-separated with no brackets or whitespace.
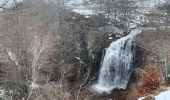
0,0,167,22
64,0,100,16
136,0,166,8
63,0,167,32
39,0,168,19
0,87,5,98
138,90,170,100
0,0,23,9
64,0,166,16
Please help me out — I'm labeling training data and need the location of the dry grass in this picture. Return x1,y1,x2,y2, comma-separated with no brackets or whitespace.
126,87,140,100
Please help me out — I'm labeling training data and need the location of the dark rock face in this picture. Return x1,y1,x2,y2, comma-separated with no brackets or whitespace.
133,46,148,69
129,41,167,86
129,46,149,84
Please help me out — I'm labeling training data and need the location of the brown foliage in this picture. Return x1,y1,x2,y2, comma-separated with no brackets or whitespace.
139,65,165,95
126,87,140,100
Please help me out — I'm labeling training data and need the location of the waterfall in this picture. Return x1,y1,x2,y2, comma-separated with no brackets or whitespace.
94,29,142,93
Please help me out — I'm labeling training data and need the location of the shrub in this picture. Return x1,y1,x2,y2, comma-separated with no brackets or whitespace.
139,65,165,94
126,87,140,100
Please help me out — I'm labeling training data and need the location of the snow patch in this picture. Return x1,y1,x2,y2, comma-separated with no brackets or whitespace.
0,87,5,98
64,0,99,16
138,89,170,100
6,49,18,66
73,9,96,16
31,82,40,89
0,0,23,9
136,0,166,8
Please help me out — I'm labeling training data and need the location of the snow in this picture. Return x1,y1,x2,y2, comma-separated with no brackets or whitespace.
40,0,168,19
0,0,23,9
155,90,170,100
64,0,89,7
64,0,100,16
106,26,124,36
73,9,95,16
136,0,166,8
0,87,5,98
42,0,99,16
6,49,18,66
31,82,40,89
138,90,170,100
65,0,166,16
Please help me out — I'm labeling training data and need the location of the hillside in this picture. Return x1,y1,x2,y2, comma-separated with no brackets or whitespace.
0,0,170,100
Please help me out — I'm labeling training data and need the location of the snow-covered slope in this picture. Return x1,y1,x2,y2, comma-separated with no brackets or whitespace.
155,90,170,100
64,0,99,16
136,0,166,8
2,0,166,16
138,89,170,100
64,0,167,16
0,87,5,99
40,0,168,18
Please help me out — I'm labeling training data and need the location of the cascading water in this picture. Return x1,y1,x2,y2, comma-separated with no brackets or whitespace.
94,29,142,93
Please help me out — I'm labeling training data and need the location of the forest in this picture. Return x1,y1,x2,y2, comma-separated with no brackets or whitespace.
0,0,170,100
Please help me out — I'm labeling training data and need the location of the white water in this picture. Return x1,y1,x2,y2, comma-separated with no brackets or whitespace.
94,29,142,93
